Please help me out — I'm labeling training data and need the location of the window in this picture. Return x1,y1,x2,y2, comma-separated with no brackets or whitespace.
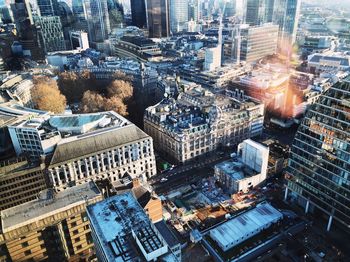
24,250,31,256
21,242,29,248
73,229,79,235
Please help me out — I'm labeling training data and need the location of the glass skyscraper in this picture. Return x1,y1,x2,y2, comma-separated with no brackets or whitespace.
169,0,188,33
84,0,110,43
272,0,301,44
285,77,350,231
131,0,147,28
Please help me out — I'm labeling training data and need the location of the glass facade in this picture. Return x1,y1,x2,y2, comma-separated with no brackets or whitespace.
287,78,350,227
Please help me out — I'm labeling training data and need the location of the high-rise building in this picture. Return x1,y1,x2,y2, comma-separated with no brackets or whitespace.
245,0,267,26
34,16,66,52
272,0,301,45
10,0,45,61
70,30,89,50
36,0,59,16
146,0,170,38
72,0,89,32
169,0,188,33
233,23,279,63
285,77,350,231
84,0,110,43
130,0,147,28
188,0,200,22
0,182,103,261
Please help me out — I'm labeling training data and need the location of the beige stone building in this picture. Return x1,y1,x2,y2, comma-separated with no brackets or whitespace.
0,182,102,261
144,86,264,163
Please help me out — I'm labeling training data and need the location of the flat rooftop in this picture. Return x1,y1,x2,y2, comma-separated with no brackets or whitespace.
209,202,283,251
87,192,167,261
215,160,258,180
1,182,101,233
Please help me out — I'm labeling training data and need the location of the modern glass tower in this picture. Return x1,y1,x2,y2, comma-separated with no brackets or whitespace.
130,0,147,28
272,0,301,45
36,0,59,16
146,0,170,38
285,77,350,231
84,0,110,43
169,0,188,33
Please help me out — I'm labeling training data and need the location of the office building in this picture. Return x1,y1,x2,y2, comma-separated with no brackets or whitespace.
87,192,180,261
0,182,103,261
0,156,48,211
70,30,89,50
285,77,350,231
8,111,157,191
84,0,110,43
72,0,89,32
204,46,221,71
308,51,350,73
169,0,189,33
188,0,200,22
10,0,45,61
272,0,301,45
233,23,279,63
209,202,283,252
144,86,264,163
131,0,147,28
34,16,66,53
215,139,269,194
245,0,268,26
0,73,35,108
146,0,170,38
113,35,162,62
36,0,59,16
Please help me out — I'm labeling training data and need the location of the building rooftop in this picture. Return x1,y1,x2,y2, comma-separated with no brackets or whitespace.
87,192,168,262
154,220,180,248
120,36,157,47
215,160,258,181
50,124,149,165
209,202,283,251
1,181,101,233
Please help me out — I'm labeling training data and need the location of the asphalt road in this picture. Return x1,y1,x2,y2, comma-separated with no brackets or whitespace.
150,154,231,195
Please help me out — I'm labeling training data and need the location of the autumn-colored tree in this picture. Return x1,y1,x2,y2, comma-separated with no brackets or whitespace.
80,90,105,113
31,76,66,113
58,70,96,103
104,96,128,116
107,80,133,101
81,90,128,116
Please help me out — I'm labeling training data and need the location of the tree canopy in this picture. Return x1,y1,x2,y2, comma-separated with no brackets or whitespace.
31,76,66,113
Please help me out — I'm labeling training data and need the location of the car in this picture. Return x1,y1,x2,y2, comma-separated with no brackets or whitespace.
160,178,168,183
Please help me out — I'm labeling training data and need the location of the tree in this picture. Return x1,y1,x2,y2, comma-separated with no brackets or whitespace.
80,91,105,113
81,90,128,116
57,70,96,103
31,76,66,113
104,96,128,116
107,79,133,101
